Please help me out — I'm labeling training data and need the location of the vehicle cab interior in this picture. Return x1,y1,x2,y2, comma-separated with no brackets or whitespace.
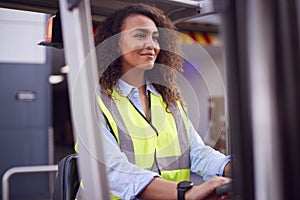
0,0,299,199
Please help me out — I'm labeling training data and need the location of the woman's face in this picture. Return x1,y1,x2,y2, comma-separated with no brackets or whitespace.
119,14,160,73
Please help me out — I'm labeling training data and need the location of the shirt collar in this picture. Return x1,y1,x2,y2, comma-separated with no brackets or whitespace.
114,79,159,97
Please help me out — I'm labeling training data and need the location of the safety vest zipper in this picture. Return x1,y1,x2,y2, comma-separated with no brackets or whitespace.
127,91,161,175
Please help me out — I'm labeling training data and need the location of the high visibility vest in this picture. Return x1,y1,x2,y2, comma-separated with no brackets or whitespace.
97,88,191,198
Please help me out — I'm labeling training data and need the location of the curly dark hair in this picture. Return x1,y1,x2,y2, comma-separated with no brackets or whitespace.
95,3,184,110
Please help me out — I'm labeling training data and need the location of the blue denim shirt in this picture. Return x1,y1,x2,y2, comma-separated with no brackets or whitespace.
101,79,230,199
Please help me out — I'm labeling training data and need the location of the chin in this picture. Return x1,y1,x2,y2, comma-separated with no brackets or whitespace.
137,63,155,70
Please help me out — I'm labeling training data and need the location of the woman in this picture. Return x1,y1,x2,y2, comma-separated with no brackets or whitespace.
95,3,231,200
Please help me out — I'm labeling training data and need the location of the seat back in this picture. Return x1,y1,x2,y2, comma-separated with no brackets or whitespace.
52,154,80,200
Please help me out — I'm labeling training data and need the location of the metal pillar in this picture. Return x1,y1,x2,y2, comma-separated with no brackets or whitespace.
220,0,294,199
58,0,109,199
247,1,282,199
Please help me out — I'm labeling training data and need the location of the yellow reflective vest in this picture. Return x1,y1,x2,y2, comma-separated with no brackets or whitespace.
97,88,191,199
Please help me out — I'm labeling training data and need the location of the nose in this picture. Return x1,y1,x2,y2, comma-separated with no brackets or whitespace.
144,37,156,49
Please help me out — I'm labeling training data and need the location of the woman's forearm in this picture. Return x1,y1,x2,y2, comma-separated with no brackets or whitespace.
139,177,177,200
139,176,231,200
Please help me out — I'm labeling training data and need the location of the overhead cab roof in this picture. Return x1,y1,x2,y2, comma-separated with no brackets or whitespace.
0,0,212,24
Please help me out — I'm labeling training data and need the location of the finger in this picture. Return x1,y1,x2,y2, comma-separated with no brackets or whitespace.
221,194,229,200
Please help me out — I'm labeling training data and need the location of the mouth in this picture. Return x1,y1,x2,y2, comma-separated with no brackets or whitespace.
140,53,155,58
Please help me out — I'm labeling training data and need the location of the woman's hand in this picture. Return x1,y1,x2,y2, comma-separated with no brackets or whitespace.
185,176,231,200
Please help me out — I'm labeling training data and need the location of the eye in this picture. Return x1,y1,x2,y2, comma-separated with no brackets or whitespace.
134,33,146,39
152,35,159,42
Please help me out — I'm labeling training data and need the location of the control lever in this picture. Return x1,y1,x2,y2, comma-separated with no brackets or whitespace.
215,182,232,196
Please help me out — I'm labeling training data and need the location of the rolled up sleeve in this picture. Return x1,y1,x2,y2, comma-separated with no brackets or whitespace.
188,120,231,181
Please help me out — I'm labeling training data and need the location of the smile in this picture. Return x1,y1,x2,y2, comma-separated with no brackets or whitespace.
140,53,155,58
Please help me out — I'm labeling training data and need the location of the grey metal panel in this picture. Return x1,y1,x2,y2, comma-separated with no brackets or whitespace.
0,63,51,128
0,128,50,198
0,56,52,199
0,128,49,165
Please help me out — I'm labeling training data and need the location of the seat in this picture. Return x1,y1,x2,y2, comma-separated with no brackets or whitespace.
52,154,80,200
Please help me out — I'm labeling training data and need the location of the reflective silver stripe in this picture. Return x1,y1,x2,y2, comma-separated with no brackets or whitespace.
100,92,136,164
167,103,190,167
148,94,190,171
157,153,190,171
